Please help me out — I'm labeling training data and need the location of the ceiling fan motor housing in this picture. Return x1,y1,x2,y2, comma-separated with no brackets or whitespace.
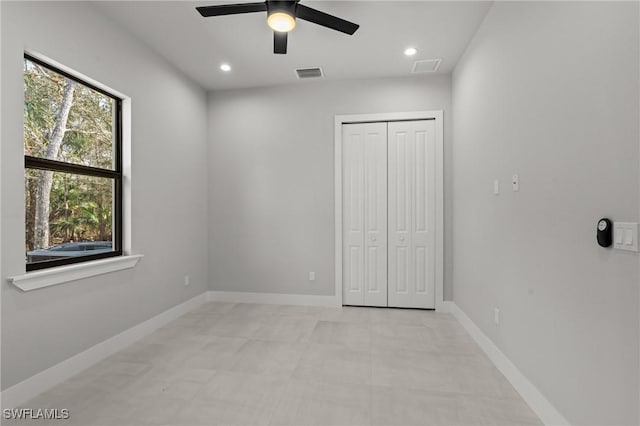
267,1,298,17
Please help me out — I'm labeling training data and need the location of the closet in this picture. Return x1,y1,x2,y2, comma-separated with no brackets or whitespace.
342,120,436,309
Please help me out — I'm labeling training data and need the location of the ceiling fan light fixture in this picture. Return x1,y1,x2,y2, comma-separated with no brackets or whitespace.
267,12,296,32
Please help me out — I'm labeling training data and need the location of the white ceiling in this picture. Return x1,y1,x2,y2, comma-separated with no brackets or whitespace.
95,1,492,90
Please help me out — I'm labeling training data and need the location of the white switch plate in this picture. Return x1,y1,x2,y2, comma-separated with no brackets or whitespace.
613,222,638,252
493,180,500,195
493,308,500,325
309,272,316,281
512,174,519,192
184,275,190,286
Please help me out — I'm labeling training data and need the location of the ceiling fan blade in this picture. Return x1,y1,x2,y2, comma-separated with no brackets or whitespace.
274,31,288,54
295,4,359,35
196,2,267,17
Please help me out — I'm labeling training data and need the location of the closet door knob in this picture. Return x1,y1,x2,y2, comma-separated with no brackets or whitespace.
371,236,376,242
400,236,405,242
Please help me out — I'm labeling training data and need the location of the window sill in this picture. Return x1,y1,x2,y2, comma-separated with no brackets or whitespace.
7,254,144,292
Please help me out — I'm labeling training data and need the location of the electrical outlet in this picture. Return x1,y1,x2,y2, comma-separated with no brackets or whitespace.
494,308,500,325
309,272,316,281
184,275,190,286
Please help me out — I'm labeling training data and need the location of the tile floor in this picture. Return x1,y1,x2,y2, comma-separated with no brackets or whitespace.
6,303,542,426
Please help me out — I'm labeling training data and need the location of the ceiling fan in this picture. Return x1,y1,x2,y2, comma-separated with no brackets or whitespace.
196,1,360,54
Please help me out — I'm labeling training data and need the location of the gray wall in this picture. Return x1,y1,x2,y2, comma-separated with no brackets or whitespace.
207,76,453,299
451,2,639,424
1,1,209,389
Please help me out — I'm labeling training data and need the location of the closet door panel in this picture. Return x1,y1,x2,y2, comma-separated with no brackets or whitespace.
388,120,436,309
343,125,365,305
363,123,387,307
342,122,387,306
388,129,412,304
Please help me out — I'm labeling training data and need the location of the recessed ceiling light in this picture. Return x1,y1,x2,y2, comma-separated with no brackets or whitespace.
220,63,231,72
404,47,418,57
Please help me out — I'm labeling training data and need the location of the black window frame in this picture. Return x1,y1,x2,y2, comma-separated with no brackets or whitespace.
24,53,123,272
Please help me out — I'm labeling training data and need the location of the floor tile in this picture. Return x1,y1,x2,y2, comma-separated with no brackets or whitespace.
457,394,543,425
269,379,372,426
310,320,372,350
124,394,187,425
371,347,460,393
6,302,541,426
196,370,288,410
369,307,430,326
423,316,473,340
137,365,216,385
207,314,268,338
371,322,431,352
275,304,335,320
293,342,372,386
322,306,374,324
251,316,318,343
447,355,521,399
181,336,247,370
227,303,280,318
117,375,206,402
177,398,272,426
371,386,464,426
229,340,306,378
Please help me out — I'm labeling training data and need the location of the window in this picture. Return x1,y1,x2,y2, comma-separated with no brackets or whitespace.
24,54,122,271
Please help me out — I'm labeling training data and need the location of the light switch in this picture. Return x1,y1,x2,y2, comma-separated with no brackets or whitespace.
613,222,639,252
493,180,500,195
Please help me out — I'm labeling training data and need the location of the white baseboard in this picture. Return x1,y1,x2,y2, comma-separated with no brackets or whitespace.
1,292,208,410
449,302,569,426
207,290,339,307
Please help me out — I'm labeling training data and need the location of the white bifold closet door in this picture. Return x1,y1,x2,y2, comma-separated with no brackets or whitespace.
342,120,436,309
342,122,388,307
387,120,436,309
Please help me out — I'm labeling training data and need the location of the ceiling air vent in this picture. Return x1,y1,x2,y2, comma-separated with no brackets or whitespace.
295,67,324,79
412,59,442,74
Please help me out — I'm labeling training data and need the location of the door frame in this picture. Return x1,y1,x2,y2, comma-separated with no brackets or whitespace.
334,111,445,311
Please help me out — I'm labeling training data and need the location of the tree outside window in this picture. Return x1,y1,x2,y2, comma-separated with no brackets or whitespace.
24,54,123,271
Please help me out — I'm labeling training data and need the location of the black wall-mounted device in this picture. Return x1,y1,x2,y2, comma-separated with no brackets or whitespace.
597,218,613,248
